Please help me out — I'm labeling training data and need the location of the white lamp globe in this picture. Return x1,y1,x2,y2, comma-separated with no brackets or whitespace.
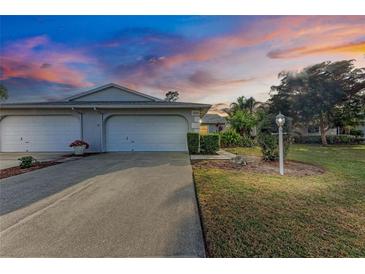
276,112,285,127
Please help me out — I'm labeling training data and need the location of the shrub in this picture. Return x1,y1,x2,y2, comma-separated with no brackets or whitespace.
187,132,200,154
257,113,291,161
293,134,364,145
18,156,37,169
257,133,280,161
350,129,364,137
220,128,256,148
200,133,220,154
240,135,256,147
293,135,321,144
69,140,89,149
220,129,241,147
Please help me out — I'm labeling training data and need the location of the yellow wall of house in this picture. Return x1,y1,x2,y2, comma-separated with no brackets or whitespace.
200,125,209,135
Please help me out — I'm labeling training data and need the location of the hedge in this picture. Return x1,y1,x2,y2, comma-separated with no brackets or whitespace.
200,134,220,154
293,135,364,145
187,132,200,154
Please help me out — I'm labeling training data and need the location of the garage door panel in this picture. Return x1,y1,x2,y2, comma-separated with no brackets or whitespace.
0,116,80,152
106,115,188,151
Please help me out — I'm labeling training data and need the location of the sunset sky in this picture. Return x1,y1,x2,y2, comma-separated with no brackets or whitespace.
1,16,364,103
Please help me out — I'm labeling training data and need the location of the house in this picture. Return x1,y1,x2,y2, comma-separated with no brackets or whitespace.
294,123,365,137
0,83,211,152
293,125,338,137
200,113,227,134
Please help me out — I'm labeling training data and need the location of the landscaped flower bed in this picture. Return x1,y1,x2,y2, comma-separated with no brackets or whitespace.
0,161,59,180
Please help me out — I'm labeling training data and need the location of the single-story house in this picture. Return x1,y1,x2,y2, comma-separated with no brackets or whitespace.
200,113,227,134
0,83,211,152
293,125,338,136
294,123,365,137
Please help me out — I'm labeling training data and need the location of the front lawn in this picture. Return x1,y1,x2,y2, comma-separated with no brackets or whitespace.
193,144,365,257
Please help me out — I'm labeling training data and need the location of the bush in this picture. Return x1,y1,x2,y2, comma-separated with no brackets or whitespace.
293,134,364,145
187,132,200,154
18,156,37,169
350,129,364,137
257,133,280,161
292,135,321,144
220,129,241,147
220,128,256,148
257,113,291,161
200,133,220,154
240,135,256,147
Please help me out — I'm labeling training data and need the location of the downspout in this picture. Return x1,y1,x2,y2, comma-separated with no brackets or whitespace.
72,107,83,140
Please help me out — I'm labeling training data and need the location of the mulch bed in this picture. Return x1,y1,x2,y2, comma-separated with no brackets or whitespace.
192,158,325,176
0,153,100,180
59,152,98,158
0,161,60,180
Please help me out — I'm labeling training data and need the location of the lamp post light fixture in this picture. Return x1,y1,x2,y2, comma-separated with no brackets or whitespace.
276,112,286,175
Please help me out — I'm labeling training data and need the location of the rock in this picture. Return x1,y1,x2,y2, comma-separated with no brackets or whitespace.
231,155,247,166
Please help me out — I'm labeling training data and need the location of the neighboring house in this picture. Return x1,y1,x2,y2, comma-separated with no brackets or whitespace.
0,83,210,152
294,123,365,137
200,113,227,134
293,125,338,136
357,124,365,135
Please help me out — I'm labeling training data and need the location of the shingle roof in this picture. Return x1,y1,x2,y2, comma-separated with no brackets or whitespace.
201,114,227,124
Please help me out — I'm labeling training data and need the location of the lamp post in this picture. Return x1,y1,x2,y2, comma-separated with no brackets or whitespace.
276,112,286,175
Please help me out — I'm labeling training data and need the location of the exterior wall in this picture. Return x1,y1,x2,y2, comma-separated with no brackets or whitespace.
200,125,209,135
191,110,201,133
200,123,226,133
82,110,103,152
0,107,200,152
72,87,152,102
293,126,338,136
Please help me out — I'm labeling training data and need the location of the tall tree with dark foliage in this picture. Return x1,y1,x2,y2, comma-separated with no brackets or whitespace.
269,60,365,145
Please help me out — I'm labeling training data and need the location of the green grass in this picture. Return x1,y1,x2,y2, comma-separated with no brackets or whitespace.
224,146,262,157
193,145,365,257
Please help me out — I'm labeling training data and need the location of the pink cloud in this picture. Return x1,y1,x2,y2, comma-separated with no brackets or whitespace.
112,16,365,100
0,35,94,87
267,41,365,59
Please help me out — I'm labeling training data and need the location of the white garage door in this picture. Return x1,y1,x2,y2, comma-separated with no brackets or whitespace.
0,116,81,152
106,115,188,151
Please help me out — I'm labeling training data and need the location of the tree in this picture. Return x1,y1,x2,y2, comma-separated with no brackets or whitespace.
230,96,259,114
228,110,257,136
269,60,365,145
164,90,179,102
0,84,8,101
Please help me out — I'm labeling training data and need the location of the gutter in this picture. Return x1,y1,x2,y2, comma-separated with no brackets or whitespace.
0,104,211,109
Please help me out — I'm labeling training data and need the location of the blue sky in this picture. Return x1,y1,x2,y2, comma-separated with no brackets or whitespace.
1,16,364,103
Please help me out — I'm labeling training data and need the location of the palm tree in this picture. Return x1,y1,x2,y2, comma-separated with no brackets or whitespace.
230,96,259,114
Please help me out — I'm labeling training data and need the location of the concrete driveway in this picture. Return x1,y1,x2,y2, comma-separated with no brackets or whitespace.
0,152,66,169
0,152,205,257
